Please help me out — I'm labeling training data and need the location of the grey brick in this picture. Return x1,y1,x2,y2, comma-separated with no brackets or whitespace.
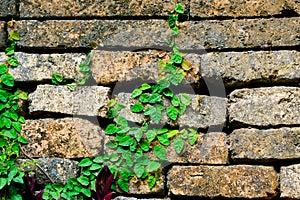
280,164,300,199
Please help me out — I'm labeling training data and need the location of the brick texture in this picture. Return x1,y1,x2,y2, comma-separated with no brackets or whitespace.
0,22,6,48
0,0,16,17
280,164,300,199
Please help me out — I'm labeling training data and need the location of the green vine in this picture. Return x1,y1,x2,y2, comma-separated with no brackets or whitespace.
0,20,29,199
1,3,201,200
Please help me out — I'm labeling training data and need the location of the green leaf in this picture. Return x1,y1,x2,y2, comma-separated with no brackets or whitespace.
179,104,186,115
158,60,167,72
131,102,144,113
0,178,7,189
174,138,184,154
188,129,198,145
77,176,89,186
148,93,162,104
154,146,167,160
139,83,151,90
156,78,170,93
18,116,25,123
66,83,76,91
163,88,174,97
13,174,24,184
12,121,22,132
115,103,126,111
167,130,178,138
18,91,28,100
0,64,8,74
180,94,191,105
93,156,104,164
157,134,170,145
115,116,128,127
148,176,157,189
107,108,118,119
131,88,142,98
81,187,91,197
171,53,183,64
148,161,161,172
118,178,129,192
51,73,64,85
139,93,150,103
11,194,22,200
7,57,19,67
118,135,133,147
9,30,20,40
1,74,14,87
182,59,191,71
89,163,102,171
168,69,185,86
105,124,118,135
129,128,142,142
166,106,178,120
110,153,119,162
134,164,145,178
146,130,157,142
163,64,176,73
171,27,179,36
79,63,90,72
5,47,14,55
105,140,118,149
17,136,28,144
78,158,93,167
140,139,150,151
3,129,17,139
175,3,185,14
168,14,178,28
171,96,180,107
2,117,11,128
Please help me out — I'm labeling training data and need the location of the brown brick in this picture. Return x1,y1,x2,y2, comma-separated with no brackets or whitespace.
168,165,278,198
190,0,300,18
229,128,300,162
280,164,300,199
17,158,79,185
21,118,104,158
10,52,86,82
0,0,16,17
116,93,226,129
104,132,228,165
28,85,110,117
229,87,300,127
15,17,300,50
20,0,188,17
91,50,200,86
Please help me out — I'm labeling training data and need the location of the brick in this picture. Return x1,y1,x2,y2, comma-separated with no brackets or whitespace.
104,132,228,165
229,128,300,162
280,164,300,199
116,93,226,129
28,85,110,116
179,17,300,50
15,17,300,50
190,0,300,18
113,197,170,200
9,52,85,82
17,158,79,185
229,87,300,127
167,165,278,198
0,22,6,48
0,0,16,17
201,50,300,87
91,50,200,86
19,0,188,17
21,117,104,158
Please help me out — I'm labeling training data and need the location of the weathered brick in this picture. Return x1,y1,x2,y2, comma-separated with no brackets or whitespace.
229,87,300,127
229,128,300,162
91,50,300,87
28,85,110,116
91,50,200,86
0,22,6,48
0,0,16,17
116,93,226,129
104,132,228,165
113,197,170,200
15,17,300,50
8,52,85,82
17,158,79,185
168,165,278,198
201,50,300,87
20,0,188,17
280,164,300,199
190,0,300,18
21,117,104,158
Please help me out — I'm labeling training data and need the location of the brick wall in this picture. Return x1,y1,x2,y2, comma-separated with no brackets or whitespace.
1,0,300,199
